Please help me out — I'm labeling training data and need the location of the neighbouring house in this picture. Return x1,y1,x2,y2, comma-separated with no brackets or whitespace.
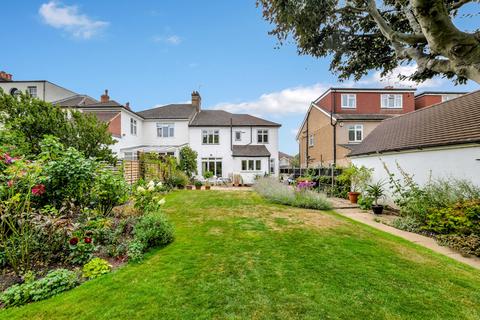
297,87,417,168
414,91,467,109
279,152,294,172
0,71,77,102
349,90,480,201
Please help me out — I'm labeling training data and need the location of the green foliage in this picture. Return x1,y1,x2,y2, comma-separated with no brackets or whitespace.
0,91,115,161
437,234,480,257
391,216,423,233
178,146,198,179
358,195,373,210
91,168,129,216
133,212,174,250
127,240,145,263
194,180,203,187
203,171,214,179
254,177,331,210
165,170,190,189
366,181,385,206
0,269,78,308
68,237,96,265
423,200,480,235
337,165,372,193
82,258,112,279
133,181,167,213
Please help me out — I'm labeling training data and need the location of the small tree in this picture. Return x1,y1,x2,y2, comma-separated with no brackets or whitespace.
179,146,198,179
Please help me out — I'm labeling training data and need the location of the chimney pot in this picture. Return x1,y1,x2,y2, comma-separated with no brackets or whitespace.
191,91,201,111
125,102,130,110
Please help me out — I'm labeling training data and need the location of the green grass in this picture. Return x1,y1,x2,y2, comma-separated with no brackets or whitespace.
2,190,480,319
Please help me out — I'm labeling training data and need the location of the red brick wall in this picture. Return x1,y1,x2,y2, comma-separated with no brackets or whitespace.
316,91,415,114
108,113,122,137
414,95,442,109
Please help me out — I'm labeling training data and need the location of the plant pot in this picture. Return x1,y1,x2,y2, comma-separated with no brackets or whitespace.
205,185,211,190
186,185,193,190
178,185,185,190
348,192,360,203
372,205,384,215
195,186,202,190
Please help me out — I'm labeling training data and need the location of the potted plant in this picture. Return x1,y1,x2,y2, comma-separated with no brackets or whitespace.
194,180,203,190
338,165,372,204
203,171,213,190
366,181,385,215
186,185,193,190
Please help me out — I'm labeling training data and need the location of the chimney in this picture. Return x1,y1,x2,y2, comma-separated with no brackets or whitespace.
125,102,131,110
0,71,12,81
191,91,201,111
100,89,110,103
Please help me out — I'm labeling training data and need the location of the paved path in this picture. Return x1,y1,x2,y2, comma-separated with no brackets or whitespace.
330,198,480,270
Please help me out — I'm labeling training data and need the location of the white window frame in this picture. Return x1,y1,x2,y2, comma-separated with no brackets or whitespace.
241,159,262,171
157,123,174,138
348,124,363,143
270,158,275,174
130,118,137,136
202,129,220,144
341,94,356,109
381,94,403,109
235,131,242,141
257,129,269,143
123,152,137,160
201,157,222,176
27,86,37,98
308,134,314,147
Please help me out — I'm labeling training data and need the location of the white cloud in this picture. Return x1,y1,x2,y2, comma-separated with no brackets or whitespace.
153,35,182,45
39,1,108,39
358,64,445,88
213,83,328,116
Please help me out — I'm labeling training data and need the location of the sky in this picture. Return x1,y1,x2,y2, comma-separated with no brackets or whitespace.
1,0,479,154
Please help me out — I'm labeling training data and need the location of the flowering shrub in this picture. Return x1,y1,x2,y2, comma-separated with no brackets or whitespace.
68,235,96,265
91,168,130,216
297,180,316,191
254,177,331,210
133,180,168,213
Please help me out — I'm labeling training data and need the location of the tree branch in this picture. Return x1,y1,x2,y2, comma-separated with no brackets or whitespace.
449,0,474,11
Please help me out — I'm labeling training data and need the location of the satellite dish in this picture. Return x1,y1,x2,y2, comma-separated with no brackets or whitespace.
9,88,20,96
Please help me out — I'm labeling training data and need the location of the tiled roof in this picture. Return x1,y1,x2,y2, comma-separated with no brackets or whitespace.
232,145,271,157
83,110,120,122
349,90,480,156
279,151,293,159
137,104,197,119
52,95,98,107
336,114,393,121
190,110,281,127
81,100,124,108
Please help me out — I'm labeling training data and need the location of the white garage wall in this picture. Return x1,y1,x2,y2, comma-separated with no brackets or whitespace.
351,145,480,203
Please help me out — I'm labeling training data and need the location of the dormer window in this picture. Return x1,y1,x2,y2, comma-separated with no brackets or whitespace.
341,94,356,109
381,94,402,108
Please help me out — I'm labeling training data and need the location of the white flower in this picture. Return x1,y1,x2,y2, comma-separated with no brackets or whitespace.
147,180,155,188
156,181,163,187
148,185,155,191
137,186,146,193
158,198,166,206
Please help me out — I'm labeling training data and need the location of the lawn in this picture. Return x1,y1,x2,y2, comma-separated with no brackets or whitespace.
2,190,480,319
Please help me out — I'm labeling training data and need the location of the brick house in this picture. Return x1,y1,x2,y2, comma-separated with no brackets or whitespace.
414,91,467,109
297,87,417,168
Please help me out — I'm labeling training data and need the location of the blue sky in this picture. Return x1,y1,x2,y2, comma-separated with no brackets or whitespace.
2,1,479,154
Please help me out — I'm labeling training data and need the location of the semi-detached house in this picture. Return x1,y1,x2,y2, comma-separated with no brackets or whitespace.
0,73,281,184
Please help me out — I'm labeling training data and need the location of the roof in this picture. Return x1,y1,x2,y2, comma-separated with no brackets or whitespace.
82,110,120,122
336,114,393,121
328,87,416,92
349,90,480,156
81,100,124,108
190,110,281,127
52,95,98,107
279,151,293,159
232,145,271,157
416,91,468,97
137,104,197,119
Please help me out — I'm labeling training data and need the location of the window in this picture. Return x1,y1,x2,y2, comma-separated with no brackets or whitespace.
341,94,356,108
257,129,269,143
381,94,402,108
157,123,174,137
27,86,37,98
241,159,261,171
202,129,220,144
270,158,275,174
123,152,137,160
348,124,363,142
130,118,137,135
201,158,222,176
308,134,314,147
235,131,241,141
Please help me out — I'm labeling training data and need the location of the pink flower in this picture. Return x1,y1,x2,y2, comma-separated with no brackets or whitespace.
84,237,92,244
4,154,13,164
31,184,46,196
7,180,14,188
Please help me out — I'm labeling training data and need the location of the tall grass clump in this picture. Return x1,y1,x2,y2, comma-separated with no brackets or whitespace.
254,177,331,210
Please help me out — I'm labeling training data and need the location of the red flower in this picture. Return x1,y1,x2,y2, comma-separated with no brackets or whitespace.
7,180,14,188
69,237,79,245
84,237,92,244
31,184,46,196
4,154,13,164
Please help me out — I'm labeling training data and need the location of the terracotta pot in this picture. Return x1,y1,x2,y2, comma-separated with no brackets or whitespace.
348,192,360,204
186,185,193,190
372,205,384,215
178,185,185,190
205,185,211,190
195,186,202,190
